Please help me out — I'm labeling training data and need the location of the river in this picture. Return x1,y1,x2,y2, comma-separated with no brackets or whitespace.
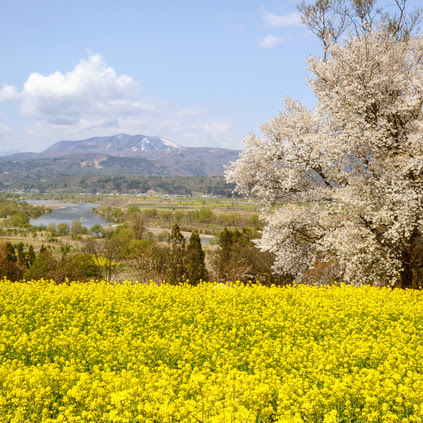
29,201,110,229
28,201,217,245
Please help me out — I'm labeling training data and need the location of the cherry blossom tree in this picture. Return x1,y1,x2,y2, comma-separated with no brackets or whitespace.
226,0,423,287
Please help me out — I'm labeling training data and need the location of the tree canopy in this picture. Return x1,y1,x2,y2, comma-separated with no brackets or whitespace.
226,0,423,287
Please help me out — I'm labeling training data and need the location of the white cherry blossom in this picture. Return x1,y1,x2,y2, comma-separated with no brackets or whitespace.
226,29,423,287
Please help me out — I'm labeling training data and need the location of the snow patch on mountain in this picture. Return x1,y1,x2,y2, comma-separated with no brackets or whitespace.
160,138,180,149
40,133,183,158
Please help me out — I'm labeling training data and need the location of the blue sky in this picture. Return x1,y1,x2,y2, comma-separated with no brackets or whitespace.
0,0,419,153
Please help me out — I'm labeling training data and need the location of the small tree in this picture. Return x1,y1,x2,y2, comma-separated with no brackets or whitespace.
5,242,16,263
185,229,208,285
27,245,35,267
24,248,57,281
212,228,237,281
0,242,24,281
128,210,146,240
167,224,186,284
57,222,70,236
128,239,170,283
90,224,103,238
47,223,57,237
83,238,121,281
15,243,27,267
71,219,83,235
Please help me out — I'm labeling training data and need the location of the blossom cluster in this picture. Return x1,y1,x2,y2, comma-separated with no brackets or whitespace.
226,30,423,287
1,279,423,422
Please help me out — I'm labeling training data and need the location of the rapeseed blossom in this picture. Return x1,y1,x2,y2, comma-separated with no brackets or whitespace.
0,279,423,422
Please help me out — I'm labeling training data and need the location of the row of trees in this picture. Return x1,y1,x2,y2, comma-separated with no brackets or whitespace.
127,225,208,284
82,218,290,285
95,204,259,232
43,219,114,239
2,175,236,197
0,228,207,284
0,220,289,285
0,242,96,282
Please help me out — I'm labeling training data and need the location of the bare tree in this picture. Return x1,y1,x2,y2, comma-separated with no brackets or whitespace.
83,238,121,281
299,0,422,59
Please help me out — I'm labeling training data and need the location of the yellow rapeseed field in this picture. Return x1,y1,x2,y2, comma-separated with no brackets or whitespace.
0,279,423,422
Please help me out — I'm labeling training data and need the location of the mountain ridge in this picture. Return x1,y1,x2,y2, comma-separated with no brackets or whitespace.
39,133,183,158
0,133,240,178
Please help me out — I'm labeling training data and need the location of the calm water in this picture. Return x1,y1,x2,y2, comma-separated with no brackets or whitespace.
29,201,217,244
29,201,110,229
197,235,216,246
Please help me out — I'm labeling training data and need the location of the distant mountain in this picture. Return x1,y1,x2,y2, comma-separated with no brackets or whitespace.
0,152,39,162
0,150,22,156
0,134,240,179
149,147,240,176
40,134,182,158
0,154,159,177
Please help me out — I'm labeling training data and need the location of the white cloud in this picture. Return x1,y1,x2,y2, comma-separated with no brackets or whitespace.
0,54,235,150
18,54,148,128
0,55,148,131
260,9,302,28
0,84,20,102
259,35,283,48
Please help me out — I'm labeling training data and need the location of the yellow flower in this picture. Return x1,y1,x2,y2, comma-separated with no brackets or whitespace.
0,279,422,421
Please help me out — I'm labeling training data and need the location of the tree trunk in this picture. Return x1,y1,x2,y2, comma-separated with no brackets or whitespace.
399,244,415,289
400,261,414,289
398,231,422,289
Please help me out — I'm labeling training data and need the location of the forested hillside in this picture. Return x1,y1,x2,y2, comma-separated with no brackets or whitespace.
0,174,236,196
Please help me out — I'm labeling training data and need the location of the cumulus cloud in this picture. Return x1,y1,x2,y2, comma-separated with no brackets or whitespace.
0,84,20,102
17,54,148,128
260,8,302,28
0,54,235,149
259,35,283,48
